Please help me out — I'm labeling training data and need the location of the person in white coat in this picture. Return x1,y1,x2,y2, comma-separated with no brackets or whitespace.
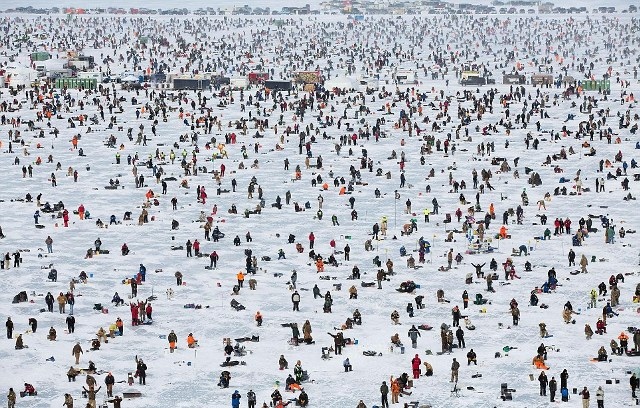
595,386,604,408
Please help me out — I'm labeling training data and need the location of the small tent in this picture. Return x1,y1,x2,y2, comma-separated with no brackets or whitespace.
324,76,357,91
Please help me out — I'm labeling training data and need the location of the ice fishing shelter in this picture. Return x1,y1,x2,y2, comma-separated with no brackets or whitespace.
30,51,52,62
294,71,322,85
67,55,95,70
503,74,526,84
530,74,553,86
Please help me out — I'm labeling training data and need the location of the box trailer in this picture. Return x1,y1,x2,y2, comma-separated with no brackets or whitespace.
229,77,249,89
264,80,292,91
172,78,211,90
248,72,269,84
78,71,103,83
394,69,418,85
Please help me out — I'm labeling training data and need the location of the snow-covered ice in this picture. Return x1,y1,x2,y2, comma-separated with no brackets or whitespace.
0,10,639,408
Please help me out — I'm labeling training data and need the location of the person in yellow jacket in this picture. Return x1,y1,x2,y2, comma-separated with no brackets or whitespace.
108,323,117,338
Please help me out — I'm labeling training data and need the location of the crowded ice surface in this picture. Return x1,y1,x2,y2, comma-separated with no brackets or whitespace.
1,8,640,408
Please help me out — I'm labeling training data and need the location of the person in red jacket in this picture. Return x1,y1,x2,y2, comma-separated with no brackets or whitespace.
308,232,315,249
130,303,139,326
146,303,153,320
23,383,36,396
411,354,422,379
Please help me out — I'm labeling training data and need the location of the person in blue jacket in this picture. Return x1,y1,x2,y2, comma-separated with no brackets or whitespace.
231,390,241,408
139,264,147,282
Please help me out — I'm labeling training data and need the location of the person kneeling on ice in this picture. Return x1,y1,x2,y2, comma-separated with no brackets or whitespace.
285,374,302,392
218,371,231,388
23,383,36,396
111,292,124,306
423,361,433,376
187,333,198,348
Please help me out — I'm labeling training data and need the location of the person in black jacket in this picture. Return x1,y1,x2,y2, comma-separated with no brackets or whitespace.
28,318,37,333
45,292,54,312
538,371,548,396
135,356,147,385
66,315,75,333
271,389,282,406
105,372,115,397
6,317,13,339
549,376,558,402
560,369,569,390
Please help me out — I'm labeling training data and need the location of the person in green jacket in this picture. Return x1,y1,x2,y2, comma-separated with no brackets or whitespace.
7,388,16,408
380,381,389,408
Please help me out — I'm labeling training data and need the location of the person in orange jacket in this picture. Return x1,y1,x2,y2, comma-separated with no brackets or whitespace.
237,271,245,288
619,332,630,352
187,333,198,348
390,377,400,404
